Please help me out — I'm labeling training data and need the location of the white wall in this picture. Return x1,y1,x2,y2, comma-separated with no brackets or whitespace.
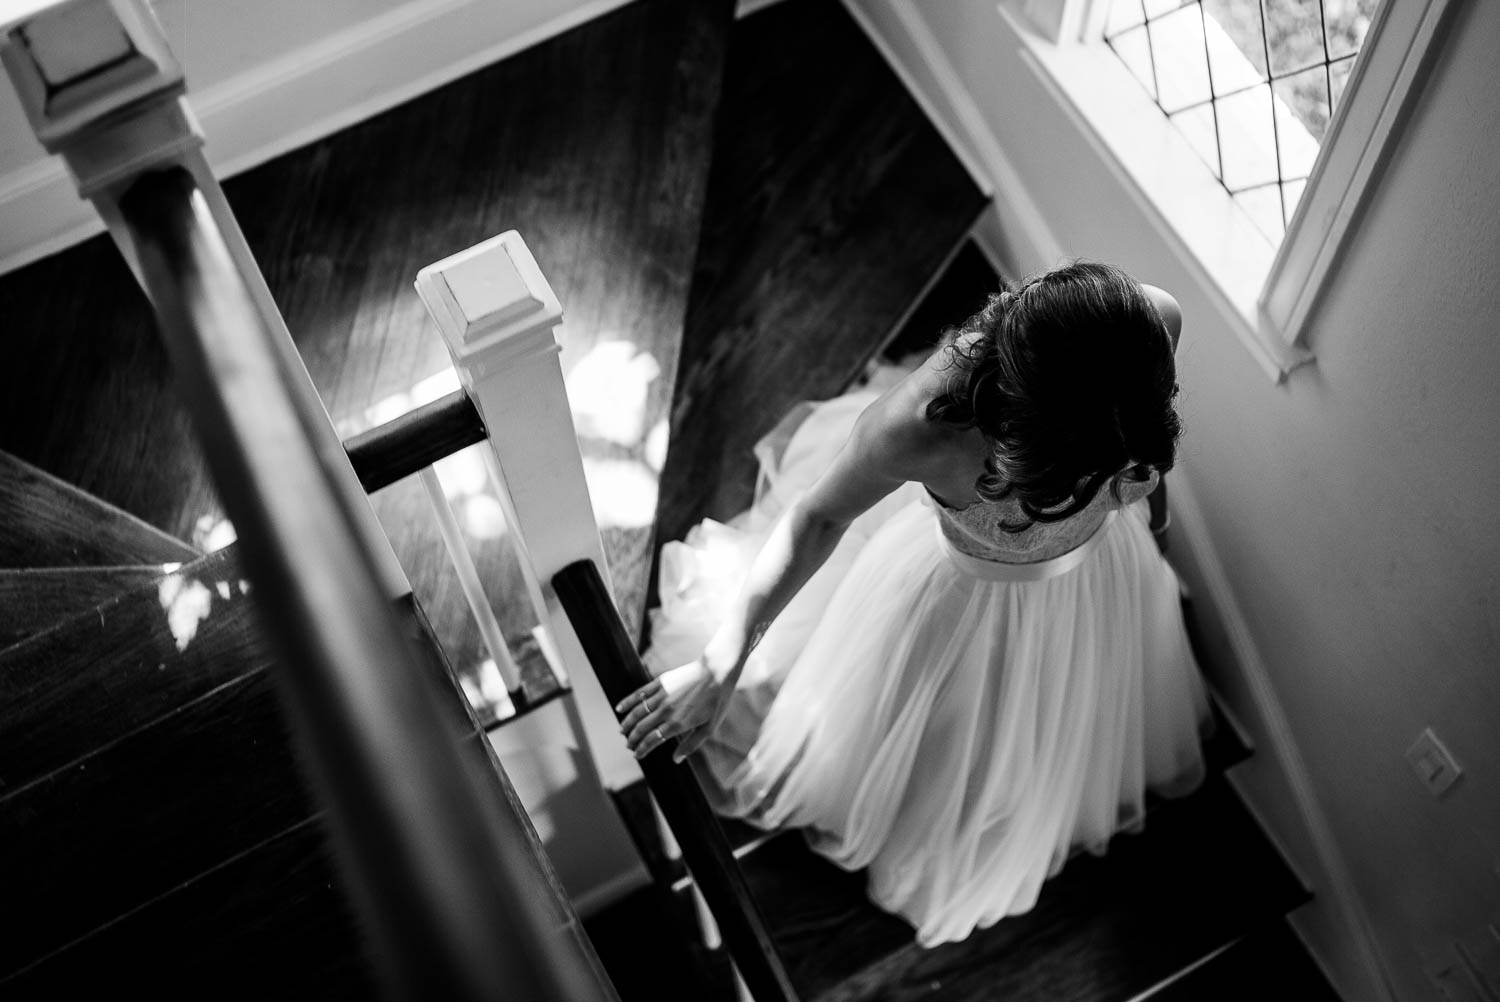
0,0,632,274
851,1,1500,998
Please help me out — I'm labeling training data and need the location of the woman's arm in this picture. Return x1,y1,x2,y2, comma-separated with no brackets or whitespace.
616,404,913,760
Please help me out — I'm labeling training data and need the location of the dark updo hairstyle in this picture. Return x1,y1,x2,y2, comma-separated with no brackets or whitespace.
926,261,1181,529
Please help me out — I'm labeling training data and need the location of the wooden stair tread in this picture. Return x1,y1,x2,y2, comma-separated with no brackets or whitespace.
881,241,1004,365
653,0,989,552
1146,918,1341,1002
0,540,519,988
0,545,266,794
0,565,166,652
0,450,199,569
736,777,1308,1002
0,543,331,976
2,820,374,999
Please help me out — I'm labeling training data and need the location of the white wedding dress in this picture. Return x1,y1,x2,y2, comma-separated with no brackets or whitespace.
644,373,1211,946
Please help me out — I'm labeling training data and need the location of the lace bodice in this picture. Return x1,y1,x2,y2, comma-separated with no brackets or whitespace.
924,469,1159,563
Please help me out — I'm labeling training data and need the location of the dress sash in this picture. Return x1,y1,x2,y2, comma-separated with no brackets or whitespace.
934,510,1118,582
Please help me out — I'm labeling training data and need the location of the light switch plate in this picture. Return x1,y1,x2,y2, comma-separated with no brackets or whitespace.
1407,727,1463,798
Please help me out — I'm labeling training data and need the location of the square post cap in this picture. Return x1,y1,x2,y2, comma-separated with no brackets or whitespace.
414,231,564,373
2,0,184,151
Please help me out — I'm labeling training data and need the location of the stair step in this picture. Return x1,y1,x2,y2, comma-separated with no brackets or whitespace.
1142,918,1341,1001
881,241,1005,365
0,545,327,976
2,820,373,999
0,450,199,569
0,546,263,794
739,777,1308,1002
0,565,165,651
0,544,505,989
654,0,989,548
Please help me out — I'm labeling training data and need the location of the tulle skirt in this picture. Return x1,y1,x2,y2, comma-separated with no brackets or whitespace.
644,385,1210,946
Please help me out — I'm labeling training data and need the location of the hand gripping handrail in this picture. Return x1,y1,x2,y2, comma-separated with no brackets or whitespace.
554,558,802,1002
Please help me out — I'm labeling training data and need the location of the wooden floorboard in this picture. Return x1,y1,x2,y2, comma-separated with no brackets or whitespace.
0,546,265,793
652,0,988,557
0,669,319,975
1147,918,1342,1002
0,565,164,651
0,450,200,569
1,819,374,1000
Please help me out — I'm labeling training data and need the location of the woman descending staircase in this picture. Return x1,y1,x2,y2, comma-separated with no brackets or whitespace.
0,0,1343,998
602,2,1343,1000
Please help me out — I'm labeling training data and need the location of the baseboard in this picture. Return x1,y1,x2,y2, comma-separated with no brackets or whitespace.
1168,470,1397,1002
0,0,633,276
843,0,1066,278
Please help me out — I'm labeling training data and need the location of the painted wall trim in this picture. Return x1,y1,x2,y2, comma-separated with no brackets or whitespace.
844,0,1066,279
0,0,634,275
1169,470,1397,1002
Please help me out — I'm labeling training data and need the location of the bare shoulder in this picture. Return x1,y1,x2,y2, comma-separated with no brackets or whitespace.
849,343,972,475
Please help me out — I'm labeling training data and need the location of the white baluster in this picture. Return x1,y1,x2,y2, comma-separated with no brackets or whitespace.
414,231,639,788
418,465,523,698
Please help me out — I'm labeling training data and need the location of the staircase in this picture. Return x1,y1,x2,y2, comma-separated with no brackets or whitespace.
0,0,1339,998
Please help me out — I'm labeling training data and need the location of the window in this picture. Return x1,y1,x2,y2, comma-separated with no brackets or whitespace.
1006,0,1460,379
1102,0,1379,243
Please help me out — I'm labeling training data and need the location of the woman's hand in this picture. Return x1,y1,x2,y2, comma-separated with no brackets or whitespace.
614,659,731,763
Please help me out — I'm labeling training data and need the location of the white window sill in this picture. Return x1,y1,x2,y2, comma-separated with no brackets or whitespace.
996,0,1313,382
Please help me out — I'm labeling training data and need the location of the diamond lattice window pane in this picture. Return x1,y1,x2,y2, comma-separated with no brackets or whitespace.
1109,25,1158,100
1202,0,1269,85
1149,4,1212,112
1217,83,1278,190
1274,65,1330,177
1170,104,1223,179
1143,0,1183,19
1105,0,1149,37
1234,184,1286,241
1323,0,1380,59
1262,0,1327,77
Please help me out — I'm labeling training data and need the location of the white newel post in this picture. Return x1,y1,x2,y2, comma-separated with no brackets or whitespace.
415,233,641,790
0,0,409,600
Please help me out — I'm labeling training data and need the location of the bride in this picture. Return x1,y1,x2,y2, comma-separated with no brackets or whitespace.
614,261,1210,946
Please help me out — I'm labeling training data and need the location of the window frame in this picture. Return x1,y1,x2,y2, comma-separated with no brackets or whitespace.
1012,0,1462,381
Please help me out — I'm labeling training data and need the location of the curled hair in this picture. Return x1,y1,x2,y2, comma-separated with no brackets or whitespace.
925,261,1181,529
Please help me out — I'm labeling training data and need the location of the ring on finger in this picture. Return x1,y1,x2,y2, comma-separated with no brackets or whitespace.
654,727,664,745
643,696,653,714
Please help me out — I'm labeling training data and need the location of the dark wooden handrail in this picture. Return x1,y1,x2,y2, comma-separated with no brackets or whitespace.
344,389,487,493
554,559,802,1002
118,165,616,1002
